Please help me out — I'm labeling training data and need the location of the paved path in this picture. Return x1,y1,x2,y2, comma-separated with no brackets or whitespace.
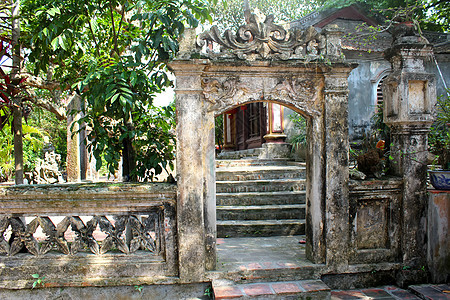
216,236,449,299
332,284,450,299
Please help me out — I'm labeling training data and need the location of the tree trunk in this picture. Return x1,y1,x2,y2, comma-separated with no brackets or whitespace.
122,137,135,182
122,113,136,182
12,106,23,184
11,0,23,185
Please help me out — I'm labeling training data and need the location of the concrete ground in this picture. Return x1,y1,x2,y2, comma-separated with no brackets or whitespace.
216,236,450,299
216,235,311,271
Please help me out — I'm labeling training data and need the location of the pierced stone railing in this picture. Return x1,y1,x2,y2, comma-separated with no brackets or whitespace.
0,183,177,289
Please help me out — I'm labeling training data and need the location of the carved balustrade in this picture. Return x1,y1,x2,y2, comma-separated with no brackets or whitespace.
0,183,178,289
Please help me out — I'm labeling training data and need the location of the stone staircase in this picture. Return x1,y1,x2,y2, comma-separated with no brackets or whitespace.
216,158,307,237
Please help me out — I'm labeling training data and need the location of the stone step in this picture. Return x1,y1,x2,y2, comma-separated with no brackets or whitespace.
213,279,331,300
216,191,306,206
216,166,306,181
217,204,306,221
216,159,304,168
216,179,306,193
217,219,305,237
217,148,263,159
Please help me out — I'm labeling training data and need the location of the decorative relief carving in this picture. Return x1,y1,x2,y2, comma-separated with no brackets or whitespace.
198,10,326,60
202,76,321,115
202,77,259,112
267,78,316,101
356,200,389,250
0,214,160,256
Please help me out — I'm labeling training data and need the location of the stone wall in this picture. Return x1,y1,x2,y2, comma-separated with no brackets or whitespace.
427,190,449,283
0,282,210,300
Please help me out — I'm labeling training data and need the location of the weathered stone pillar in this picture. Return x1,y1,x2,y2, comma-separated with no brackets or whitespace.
203,109,216,271
383,29,435,271
170,59,209,282
305,115,326,264
66,93,82,182
323,68,352,271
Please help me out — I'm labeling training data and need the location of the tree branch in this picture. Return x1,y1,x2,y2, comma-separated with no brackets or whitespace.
26,90,67,121
85,8,100,57
21,74,68,120
109,2,118,55
22,73,61,91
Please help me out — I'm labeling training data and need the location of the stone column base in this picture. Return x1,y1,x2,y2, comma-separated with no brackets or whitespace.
263,133,287,143
259,143,291,159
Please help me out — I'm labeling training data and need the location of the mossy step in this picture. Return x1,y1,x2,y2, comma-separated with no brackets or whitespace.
216,166,306,181
216,159,297,168
216,179,306,193
216,191,306,206
217,219,306,237
217,204,306,221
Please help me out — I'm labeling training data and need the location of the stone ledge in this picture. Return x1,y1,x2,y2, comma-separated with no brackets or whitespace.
0,183,176,214
349,177,403,191
0,254,178,289
0,182,176,197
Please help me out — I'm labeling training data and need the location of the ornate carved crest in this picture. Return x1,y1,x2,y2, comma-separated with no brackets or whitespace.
198,10,326,60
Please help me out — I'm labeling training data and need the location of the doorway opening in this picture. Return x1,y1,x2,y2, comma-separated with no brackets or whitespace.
214,101,318,275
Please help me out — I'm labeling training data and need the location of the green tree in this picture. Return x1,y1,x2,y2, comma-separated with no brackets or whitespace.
212,0,449,33
20,0,215,181
212,0,318,31
1,0,28,184
0,123,47,181
314,0,449,32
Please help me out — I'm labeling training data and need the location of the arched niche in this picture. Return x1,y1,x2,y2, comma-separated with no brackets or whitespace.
169,15,356,282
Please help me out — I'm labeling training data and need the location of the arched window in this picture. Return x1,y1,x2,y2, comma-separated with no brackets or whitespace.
375,76,386,111
371,69,391,112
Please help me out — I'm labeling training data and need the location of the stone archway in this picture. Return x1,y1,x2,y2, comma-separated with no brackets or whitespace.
169,14,356,282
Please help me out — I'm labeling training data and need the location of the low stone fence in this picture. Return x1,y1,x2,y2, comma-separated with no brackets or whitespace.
0,183,177,289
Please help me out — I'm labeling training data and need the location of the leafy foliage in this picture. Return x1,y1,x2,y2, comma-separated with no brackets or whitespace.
133,103,176,181
22,0,215,181
315,0,449,32
211,0,318,31
429,91,450,169
31,273,45,289
211,0,449,33
30,106,67,169
215,114,224,151
0,123,47,179
288,113,307,151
